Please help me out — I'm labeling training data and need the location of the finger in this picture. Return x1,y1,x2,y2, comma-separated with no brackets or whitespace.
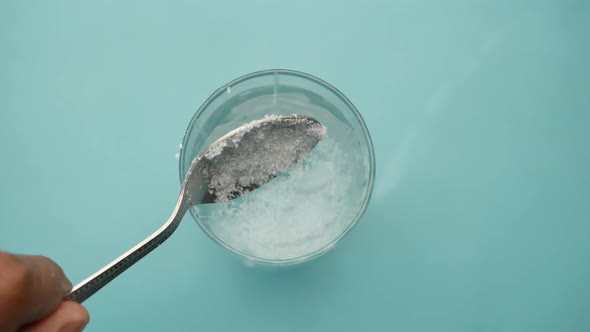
0,252,72,331
20,301,90,332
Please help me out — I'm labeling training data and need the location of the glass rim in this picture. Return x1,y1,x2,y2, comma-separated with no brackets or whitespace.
179,69,376,266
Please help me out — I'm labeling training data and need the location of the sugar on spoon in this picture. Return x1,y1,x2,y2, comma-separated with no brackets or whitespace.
66,114,326,303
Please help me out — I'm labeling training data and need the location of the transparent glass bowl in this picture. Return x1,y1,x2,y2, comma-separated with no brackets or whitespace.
179,69,375,266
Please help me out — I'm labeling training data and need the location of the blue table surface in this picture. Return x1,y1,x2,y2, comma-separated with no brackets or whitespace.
1,1,589,331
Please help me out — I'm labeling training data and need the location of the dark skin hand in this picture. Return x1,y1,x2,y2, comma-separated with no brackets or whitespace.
0,252,89,332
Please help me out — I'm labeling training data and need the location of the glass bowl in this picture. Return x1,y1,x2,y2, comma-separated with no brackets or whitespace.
179,69,375,266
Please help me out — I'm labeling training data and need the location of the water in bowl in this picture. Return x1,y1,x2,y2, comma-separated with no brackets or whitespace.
194,132,362,261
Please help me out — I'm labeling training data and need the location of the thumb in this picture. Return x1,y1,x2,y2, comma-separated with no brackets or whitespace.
21,301,90,332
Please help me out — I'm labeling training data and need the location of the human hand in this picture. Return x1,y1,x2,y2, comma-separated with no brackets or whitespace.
0,252,89,332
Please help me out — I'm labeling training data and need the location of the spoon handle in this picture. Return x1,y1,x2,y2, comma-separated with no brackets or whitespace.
66,195,188,303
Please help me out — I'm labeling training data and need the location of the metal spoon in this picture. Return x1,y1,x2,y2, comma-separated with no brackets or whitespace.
66,115,325,303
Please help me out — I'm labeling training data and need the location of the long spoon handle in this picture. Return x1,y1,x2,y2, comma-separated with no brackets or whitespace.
65,192,188,303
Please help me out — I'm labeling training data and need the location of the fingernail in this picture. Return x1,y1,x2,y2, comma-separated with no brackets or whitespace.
59,320,87,332
62,279,73,294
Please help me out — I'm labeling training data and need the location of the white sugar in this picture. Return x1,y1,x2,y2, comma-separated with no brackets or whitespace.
202,115,326,202
204,141,227,159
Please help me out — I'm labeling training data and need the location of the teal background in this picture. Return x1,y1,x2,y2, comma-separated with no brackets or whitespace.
1,1,589,331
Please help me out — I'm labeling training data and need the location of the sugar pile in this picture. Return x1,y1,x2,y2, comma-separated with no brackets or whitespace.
201,115,326,203
194,135,357,261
